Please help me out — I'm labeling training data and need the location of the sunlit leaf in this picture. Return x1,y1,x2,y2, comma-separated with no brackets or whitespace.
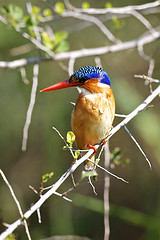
41,31,54,50
82,2,90,9
55,40,69,53
55,2,65,15
5,233,16,240
43,8,52,17
105,2,112,8
66,131,75,145
32,6,41,14
54,31,68,44
74,151,80,159
42,172,54,183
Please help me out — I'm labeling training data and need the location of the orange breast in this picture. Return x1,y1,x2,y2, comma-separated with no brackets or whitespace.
71,87,115,150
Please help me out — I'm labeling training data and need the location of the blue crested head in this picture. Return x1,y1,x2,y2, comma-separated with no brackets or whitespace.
69,66,111,86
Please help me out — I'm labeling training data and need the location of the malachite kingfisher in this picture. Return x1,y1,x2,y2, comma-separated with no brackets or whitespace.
41,66,115,170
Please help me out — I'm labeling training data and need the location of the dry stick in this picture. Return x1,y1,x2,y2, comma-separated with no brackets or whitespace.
1,84,160,240
22,64,39,151
0,169,32,240
123,125,152,169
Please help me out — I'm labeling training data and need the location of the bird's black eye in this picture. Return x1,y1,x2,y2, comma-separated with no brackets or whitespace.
79,76,88,83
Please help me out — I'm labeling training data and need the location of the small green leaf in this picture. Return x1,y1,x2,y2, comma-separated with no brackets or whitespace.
1,4,23,28
55,2,65,15
74,151,80,159
5,233,16,240
63,145,71,149
54,40,69,53
105,2,112,8
54,31,68,44
41,31,54,50
32,6,41,14
43,8,52,17
81,170,98,180
66,131,75,145
82,2,90,9
42,172,54,183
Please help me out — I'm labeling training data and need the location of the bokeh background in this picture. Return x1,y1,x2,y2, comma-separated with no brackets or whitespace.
0,0,160,239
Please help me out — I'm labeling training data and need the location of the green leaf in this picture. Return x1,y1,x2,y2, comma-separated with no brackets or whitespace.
105,2,112,8
63,145,71,149
43,8,52,17
54,31,68,45
32,6,41,14
1,4,23,28
81,170,98,180
41,31,54,50
55,2,65,15
66,131,75,145
42,172,54,183
5,233,16,240
54,40,69,53
74,151,80,159
82,2,90,9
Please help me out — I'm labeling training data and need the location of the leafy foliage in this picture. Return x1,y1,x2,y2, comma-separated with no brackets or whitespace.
1,4,23,28
1,3,69,53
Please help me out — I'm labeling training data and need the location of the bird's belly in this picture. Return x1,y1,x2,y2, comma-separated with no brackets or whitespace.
71,93,114,149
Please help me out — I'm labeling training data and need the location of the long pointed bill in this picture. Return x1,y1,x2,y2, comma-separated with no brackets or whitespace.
40,80,79,92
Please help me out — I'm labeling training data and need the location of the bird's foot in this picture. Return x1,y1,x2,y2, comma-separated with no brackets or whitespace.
87,144,97,153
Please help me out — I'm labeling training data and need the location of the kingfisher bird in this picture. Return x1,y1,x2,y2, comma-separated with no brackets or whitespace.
41,66,115,170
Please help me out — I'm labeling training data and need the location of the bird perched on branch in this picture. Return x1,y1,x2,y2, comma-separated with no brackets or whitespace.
41,66,115,170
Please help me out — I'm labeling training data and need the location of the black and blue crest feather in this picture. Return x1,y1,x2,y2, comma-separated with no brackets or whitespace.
70,66,111,86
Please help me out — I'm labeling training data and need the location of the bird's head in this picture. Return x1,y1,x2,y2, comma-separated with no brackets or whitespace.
40,66,111,93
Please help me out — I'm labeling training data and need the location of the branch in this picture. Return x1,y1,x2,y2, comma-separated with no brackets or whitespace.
0,28,159,69
0,169,31,240
22,64,39,151
62,11,117,42
1,82,160,240
73,1,160,14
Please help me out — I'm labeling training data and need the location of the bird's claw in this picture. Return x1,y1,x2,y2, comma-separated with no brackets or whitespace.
87,144,97,153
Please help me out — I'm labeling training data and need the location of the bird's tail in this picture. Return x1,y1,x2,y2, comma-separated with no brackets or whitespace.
84,153,96,171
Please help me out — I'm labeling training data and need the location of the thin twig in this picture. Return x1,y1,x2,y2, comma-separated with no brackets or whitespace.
123,125,152,169
22,64,39,151
88,176,97,195
62,11,117,43
134,74,160,83
52,126,75,158
0,169,32,240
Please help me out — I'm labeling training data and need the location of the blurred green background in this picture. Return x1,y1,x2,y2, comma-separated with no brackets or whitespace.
0,0,160,239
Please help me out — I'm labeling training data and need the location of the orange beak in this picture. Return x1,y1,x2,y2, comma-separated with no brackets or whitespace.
40,79,81,92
